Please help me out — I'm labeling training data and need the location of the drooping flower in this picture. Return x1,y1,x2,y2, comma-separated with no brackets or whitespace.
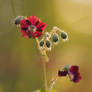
15,16,47,38
58,65,82,83
68,66,82,83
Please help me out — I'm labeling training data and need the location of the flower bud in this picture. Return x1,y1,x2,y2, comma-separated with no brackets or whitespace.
52,33,59,44
39,40,44,47
46,40,51,48
61,31,68,41
45,40,52,51
14,16,24,25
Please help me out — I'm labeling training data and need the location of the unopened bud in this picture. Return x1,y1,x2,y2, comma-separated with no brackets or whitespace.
52,33,59,44
14,16,24,25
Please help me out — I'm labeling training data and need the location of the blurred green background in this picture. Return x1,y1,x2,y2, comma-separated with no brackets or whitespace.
0,0,92,92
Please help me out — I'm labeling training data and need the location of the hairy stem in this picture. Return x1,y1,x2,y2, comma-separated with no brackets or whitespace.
49,75,58,92
36,38,48,62
35,38,48,90
42,60,48,90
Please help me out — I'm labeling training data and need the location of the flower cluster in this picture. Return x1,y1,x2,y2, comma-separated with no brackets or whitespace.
14,16,47,38
14,16,68,52
58,65,82,83
14,16,69,64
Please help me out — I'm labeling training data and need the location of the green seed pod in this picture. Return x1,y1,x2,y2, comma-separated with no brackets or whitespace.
14,16,24,25
52,33,59,43
39,40,44,47
46,40,51,48
61,31,67,39
46,40,52,51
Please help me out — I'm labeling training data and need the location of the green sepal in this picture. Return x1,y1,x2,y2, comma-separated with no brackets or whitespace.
64,65,70,71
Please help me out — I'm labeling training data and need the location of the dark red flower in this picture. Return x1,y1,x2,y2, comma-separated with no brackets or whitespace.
58,65,82,83
19,16,47,38
68,65,82,83
69,66,79,74
58,70,68,77
73,72,81,83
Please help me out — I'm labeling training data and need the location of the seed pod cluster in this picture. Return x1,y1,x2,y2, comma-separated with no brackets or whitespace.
51,27,68,44
39,26,68,52
39,32,52,51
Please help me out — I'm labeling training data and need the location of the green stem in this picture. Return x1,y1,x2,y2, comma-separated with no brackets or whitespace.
42,60,48,90
36,38,49,62
49,75,58,92
35,38,48,90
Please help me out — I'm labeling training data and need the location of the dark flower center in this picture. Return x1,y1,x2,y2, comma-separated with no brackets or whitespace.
28,25,36,33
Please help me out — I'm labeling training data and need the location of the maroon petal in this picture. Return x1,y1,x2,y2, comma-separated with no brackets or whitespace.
20,19,28,29
28,16,39,25
18,16,47,38
69,66,79,74
69,66,82,83
21,30,28,38
36,21,47,31
58,71,68,77
21,30,31,38
73,72,82,83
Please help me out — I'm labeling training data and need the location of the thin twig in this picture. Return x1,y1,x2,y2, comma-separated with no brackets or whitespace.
49,75,58,92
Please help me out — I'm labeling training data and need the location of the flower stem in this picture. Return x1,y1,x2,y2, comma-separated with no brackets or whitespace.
35,38,49,62
49,75,58,92
42,60,48,90
35,38,48,90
